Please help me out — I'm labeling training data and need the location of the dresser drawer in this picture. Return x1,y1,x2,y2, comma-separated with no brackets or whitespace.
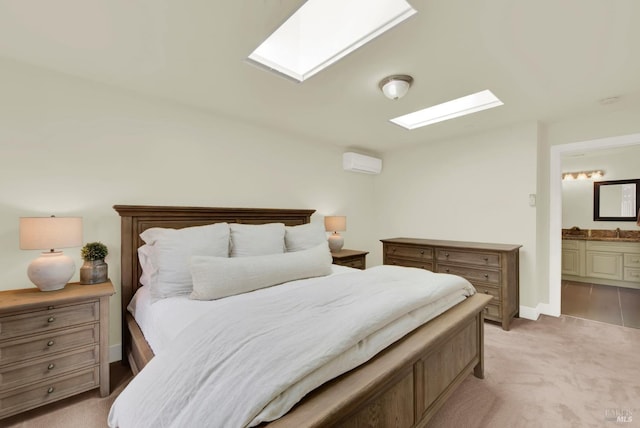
0,301,99,341
437,264,500,285
0,366,99,418
0,345,99,392
473,284,501,304
386,257,434,271
0,324,99,366
339,258,365,269
386,245,433,262
436,249,501,268
483,303,501,320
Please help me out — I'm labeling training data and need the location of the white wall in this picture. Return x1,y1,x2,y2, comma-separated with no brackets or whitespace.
373,123,539,308
562,146,640,229
0,58,377,358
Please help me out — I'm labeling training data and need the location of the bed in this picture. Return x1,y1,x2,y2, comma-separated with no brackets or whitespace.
112,205,492,427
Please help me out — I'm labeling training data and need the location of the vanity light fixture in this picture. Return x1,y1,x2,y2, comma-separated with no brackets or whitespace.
562,170,605,181
379,75,413,100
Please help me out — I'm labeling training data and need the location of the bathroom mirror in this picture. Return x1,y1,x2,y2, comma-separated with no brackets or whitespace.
594,179,640,221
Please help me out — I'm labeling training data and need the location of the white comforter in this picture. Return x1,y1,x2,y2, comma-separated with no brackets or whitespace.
108,265,475,428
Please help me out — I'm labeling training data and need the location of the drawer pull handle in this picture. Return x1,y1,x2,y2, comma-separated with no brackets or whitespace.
484,257,489,262
445,253,449,258
484,290,489,294
445,269,450,273
47,306,54,310
47,387,55,394
48,363,55,370
47,340,55,347
420,250,424,255
47,316,55,323
484,274,489,278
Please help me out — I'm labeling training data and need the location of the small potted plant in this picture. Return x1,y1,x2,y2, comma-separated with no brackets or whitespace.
80,242,109,285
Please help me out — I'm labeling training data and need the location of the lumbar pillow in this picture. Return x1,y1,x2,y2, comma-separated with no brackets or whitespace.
140,222,230,300
284,222,327,252
229,223,286,257
190,242,332,300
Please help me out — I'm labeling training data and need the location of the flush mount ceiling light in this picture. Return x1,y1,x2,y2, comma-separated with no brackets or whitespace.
390,89,504,130
247,0,417,82
379,75,413,100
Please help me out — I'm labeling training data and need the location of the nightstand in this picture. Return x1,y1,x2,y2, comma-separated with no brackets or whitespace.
331,249,369,270
0,280,115,419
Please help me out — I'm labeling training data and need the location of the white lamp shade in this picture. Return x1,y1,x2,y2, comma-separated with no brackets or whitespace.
324,216,346,232
20,217,83,250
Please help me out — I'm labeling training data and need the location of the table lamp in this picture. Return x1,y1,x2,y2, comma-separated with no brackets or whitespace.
19,216,83,291
324,216,346,253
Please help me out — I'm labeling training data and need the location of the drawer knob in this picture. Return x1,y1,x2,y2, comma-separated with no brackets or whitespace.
47,387,55,394
484,257,489,262
47,316,55,323
420,250,424,255
445,269,450,273
445,253,449,258
47,306,54,310
47,340,55,347
484,307,489,313
484,290,489,294
48,363,55,370
392,248,396,253
484,274,489,278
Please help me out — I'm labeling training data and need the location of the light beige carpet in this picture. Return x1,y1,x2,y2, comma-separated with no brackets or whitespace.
429,315,640,428
4,315,639,428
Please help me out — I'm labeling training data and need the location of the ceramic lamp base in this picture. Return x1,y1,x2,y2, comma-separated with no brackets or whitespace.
27,251,75,291
328,233,344,253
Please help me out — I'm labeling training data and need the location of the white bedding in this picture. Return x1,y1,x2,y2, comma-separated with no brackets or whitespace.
127,264,357,354
111,265,475,428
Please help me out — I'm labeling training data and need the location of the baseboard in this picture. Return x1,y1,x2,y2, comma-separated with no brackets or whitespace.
109,344,122,363
537,302,560,317
518,305,540,321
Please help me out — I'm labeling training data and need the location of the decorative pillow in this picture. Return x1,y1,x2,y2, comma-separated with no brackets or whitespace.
229,223,285,257
190,242,332,300
140,222,230,300
284,222,327,252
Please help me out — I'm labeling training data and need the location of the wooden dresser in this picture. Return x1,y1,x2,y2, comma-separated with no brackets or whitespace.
0,281,114,419
381,238,521,330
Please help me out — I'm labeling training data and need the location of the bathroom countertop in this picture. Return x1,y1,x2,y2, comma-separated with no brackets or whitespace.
562,228,640,242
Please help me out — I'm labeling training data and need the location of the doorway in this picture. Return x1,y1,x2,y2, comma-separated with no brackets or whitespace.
544,134,640,324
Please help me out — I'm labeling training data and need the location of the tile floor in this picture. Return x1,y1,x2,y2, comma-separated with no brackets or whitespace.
561,280,640,329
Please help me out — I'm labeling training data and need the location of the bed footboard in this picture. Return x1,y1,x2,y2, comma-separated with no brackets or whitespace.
266,293,492,428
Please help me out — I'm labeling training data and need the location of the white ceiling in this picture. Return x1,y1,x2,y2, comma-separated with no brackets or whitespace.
1,0,639,153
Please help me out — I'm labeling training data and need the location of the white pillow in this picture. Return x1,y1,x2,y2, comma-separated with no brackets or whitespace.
229,223,285,257
140,222,230,300
285,222,327,252
190,242,332,300
137,244,156,287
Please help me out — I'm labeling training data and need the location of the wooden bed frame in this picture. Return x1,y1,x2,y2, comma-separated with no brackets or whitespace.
114,205,492,428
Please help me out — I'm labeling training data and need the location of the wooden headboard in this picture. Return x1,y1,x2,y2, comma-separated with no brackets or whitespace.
113,205,315,358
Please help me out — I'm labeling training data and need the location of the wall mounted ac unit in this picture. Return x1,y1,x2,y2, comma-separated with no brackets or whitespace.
343,152,382,174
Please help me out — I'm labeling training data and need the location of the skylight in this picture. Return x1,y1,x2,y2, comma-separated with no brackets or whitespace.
248,0,417,82
390,90,504,130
